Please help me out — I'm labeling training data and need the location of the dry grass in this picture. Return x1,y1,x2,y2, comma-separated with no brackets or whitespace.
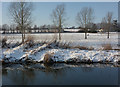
25,35,36,48
71,46,94,50
48,40,94,50
43,52,54,64
2,36,8,48
58,42,71,49
102,44,112,50
52,34,58,42
57,41,94,50
26,35,35,42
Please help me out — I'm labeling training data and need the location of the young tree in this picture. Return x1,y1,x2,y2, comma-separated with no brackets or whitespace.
105,12,113,39
51,4,66,41
9,2,32,43
76,7,94,39
100,17,107,32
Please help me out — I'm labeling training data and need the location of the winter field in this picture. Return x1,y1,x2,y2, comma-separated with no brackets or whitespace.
1,32,120,48
0,32,120,65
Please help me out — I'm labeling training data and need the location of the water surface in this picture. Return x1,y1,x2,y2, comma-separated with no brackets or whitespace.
2,63,119,85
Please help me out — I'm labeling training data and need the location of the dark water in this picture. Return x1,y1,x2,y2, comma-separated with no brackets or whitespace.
2,63,119,85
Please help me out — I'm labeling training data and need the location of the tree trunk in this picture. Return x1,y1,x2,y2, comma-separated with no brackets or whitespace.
107,25,110,39
85,32,87,39
107,30,109,39
23,29,25,41
58,16,62,41
85,28,87,39
58,27,61,41
22,32,24,43
21,27,24,43
21,3,25,43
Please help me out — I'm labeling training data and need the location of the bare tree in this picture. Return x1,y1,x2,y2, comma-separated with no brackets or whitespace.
76,7,94,39
100,17,107,32
51,4,66,41
105,12,113,39
9,2,32,43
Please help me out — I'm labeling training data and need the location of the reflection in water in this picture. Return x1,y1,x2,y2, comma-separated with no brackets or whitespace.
2,69,35,85
81,67,94,72
2,69,7,75
43,63,67,79
2,63,118,85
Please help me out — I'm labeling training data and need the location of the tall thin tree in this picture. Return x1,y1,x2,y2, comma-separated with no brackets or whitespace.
9,2,32,43
51,4,66,41
105,12,113,39
100,17,107,32
76,7,94,39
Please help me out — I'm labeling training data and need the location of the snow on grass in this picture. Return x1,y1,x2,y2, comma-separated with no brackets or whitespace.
1,32,119,49
24,48,119,63
3,42,25,55
20,44,48,60
1,41,120,64
1,41,42,62
1,32,120,64
1,44,26,62
50,49,119,63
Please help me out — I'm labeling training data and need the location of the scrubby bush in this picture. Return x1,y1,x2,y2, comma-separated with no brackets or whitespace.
2,37,8,48
102,44,112,50
26,35,34,42
47,40,94,50
25,35,35,48
43,53,54,64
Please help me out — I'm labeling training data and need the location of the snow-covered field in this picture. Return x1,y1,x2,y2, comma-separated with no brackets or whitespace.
0,32,120,64
1,32,119,49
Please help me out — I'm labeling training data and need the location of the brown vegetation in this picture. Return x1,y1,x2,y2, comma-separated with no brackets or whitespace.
2,37,8,48
25,35,35,48
43,53,54,64
50,41,94,50
102,44,112,50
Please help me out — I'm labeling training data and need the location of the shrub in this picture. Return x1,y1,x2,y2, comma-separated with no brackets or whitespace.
25,35,35,48
102,44,112,50
26,35,35,42
58,42,70,49
69,45,94,50
48,40,94,50
43,53,54,64
2,37,7,48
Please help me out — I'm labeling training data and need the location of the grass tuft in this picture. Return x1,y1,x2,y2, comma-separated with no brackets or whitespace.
102,44,112,50
2,36,8,48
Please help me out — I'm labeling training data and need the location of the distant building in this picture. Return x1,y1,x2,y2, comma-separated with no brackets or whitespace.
98,28,103,32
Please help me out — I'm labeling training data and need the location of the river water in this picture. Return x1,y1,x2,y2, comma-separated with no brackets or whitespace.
2,63,119,85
